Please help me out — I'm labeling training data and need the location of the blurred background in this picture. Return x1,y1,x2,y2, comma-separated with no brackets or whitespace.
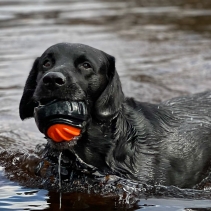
1,0,211,142
1,0,211,210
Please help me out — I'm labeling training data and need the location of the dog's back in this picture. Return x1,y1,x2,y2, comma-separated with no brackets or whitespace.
111,91,211,187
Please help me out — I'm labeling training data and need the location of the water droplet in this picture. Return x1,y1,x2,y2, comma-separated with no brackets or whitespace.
58,152,62,189
58,152,62,209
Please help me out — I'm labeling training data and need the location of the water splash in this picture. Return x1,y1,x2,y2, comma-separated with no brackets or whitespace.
0,142,211,208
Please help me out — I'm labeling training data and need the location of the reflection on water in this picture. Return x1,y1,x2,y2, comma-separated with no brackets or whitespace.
0,166,49,210
1,0,211,210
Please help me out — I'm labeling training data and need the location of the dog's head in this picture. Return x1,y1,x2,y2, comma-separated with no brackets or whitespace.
19,43,124,143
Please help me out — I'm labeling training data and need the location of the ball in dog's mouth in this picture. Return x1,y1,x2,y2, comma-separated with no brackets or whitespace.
34,100,88,142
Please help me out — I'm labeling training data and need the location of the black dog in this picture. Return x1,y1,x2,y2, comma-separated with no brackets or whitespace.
19,43,211,188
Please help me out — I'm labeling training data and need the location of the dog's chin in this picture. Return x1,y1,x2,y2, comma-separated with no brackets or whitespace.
47,135,81,151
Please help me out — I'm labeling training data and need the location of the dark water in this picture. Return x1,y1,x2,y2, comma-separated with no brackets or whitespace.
1,0,211,210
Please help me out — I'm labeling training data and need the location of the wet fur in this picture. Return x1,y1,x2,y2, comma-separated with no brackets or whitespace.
19,43,211,188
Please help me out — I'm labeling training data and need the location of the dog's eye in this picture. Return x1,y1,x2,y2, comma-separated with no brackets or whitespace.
82,62,91,69
43,60,52,68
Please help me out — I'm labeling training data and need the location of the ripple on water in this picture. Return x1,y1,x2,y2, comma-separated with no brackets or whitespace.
1,0,211,210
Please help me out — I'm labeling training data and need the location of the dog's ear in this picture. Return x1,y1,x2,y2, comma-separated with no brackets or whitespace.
94,54,124,121
19,57,40,120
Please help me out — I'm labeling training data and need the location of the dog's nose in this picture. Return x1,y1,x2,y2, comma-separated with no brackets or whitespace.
42,72,66,89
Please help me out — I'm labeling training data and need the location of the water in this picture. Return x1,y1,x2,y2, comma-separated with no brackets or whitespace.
1,0,211,210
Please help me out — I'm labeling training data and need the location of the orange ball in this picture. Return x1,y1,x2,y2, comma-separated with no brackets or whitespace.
47,124,81,142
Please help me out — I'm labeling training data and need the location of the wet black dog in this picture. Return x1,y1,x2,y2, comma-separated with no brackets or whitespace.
19,43,211,188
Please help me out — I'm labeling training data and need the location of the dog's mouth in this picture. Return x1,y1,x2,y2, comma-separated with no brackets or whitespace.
34,99,89,143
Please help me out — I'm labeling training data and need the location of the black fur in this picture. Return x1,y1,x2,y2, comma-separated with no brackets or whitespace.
19,43,211,188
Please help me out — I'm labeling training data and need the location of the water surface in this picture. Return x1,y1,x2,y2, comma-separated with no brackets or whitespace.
1,0,211,210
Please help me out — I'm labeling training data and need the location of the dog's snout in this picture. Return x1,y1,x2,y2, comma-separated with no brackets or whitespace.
42,72,66,89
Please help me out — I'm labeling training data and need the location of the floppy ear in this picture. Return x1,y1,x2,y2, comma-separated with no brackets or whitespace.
94,54,124,121
19,57,40,120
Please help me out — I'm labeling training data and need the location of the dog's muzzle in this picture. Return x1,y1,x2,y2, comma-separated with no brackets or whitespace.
34,101,88,142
